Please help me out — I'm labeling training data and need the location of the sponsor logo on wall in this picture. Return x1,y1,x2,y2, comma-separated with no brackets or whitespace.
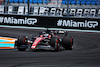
0,16,99,30
57,19,98,28
0,17,37,25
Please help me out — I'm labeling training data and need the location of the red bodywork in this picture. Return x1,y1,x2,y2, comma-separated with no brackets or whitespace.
31,35,59,49
31,35,51,49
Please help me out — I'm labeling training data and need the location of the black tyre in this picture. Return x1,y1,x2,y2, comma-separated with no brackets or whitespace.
17,47,26,51
62,36,73,50
17,36,28,51
50,37,59,52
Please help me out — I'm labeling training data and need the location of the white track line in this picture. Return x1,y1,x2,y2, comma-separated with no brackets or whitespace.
0,25,100,33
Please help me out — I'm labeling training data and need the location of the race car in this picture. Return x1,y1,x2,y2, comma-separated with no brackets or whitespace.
15,30,73,52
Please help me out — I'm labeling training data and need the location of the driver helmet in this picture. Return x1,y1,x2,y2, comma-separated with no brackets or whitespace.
43,33,49,37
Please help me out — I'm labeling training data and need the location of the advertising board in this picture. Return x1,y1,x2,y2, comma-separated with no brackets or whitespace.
0,14,100,30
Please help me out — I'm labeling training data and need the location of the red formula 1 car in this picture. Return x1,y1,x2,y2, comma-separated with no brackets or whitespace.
15,30,73,52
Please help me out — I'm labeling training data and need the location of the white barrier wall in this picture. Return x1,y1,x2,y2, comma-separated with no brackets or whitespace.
0,5,100,18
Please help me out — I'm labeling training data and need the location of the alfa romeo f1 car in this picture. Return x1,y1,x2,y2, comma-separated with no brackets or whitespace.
15,30,73,51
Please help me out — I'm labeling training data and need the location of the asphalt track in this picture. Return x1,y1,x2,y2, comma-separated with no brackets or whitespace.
0,27,100,67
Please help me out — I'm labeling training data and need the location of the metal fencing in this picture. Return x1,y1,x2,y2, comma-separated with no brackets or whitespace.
0,0,100,18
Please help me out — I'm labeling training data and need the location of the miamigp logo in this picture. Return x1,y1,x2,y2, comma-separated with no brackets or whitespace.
57,19,98,28
0,17,37,25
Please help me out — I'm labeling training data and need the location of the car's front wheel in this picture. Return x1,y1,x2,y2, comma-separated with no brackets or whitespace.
16,36,28,51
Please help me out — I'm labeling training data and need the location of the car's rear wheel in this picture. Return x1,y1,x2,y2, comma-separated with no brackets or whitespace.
50,37,59,52
16,36,28,51
62,36,73,50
